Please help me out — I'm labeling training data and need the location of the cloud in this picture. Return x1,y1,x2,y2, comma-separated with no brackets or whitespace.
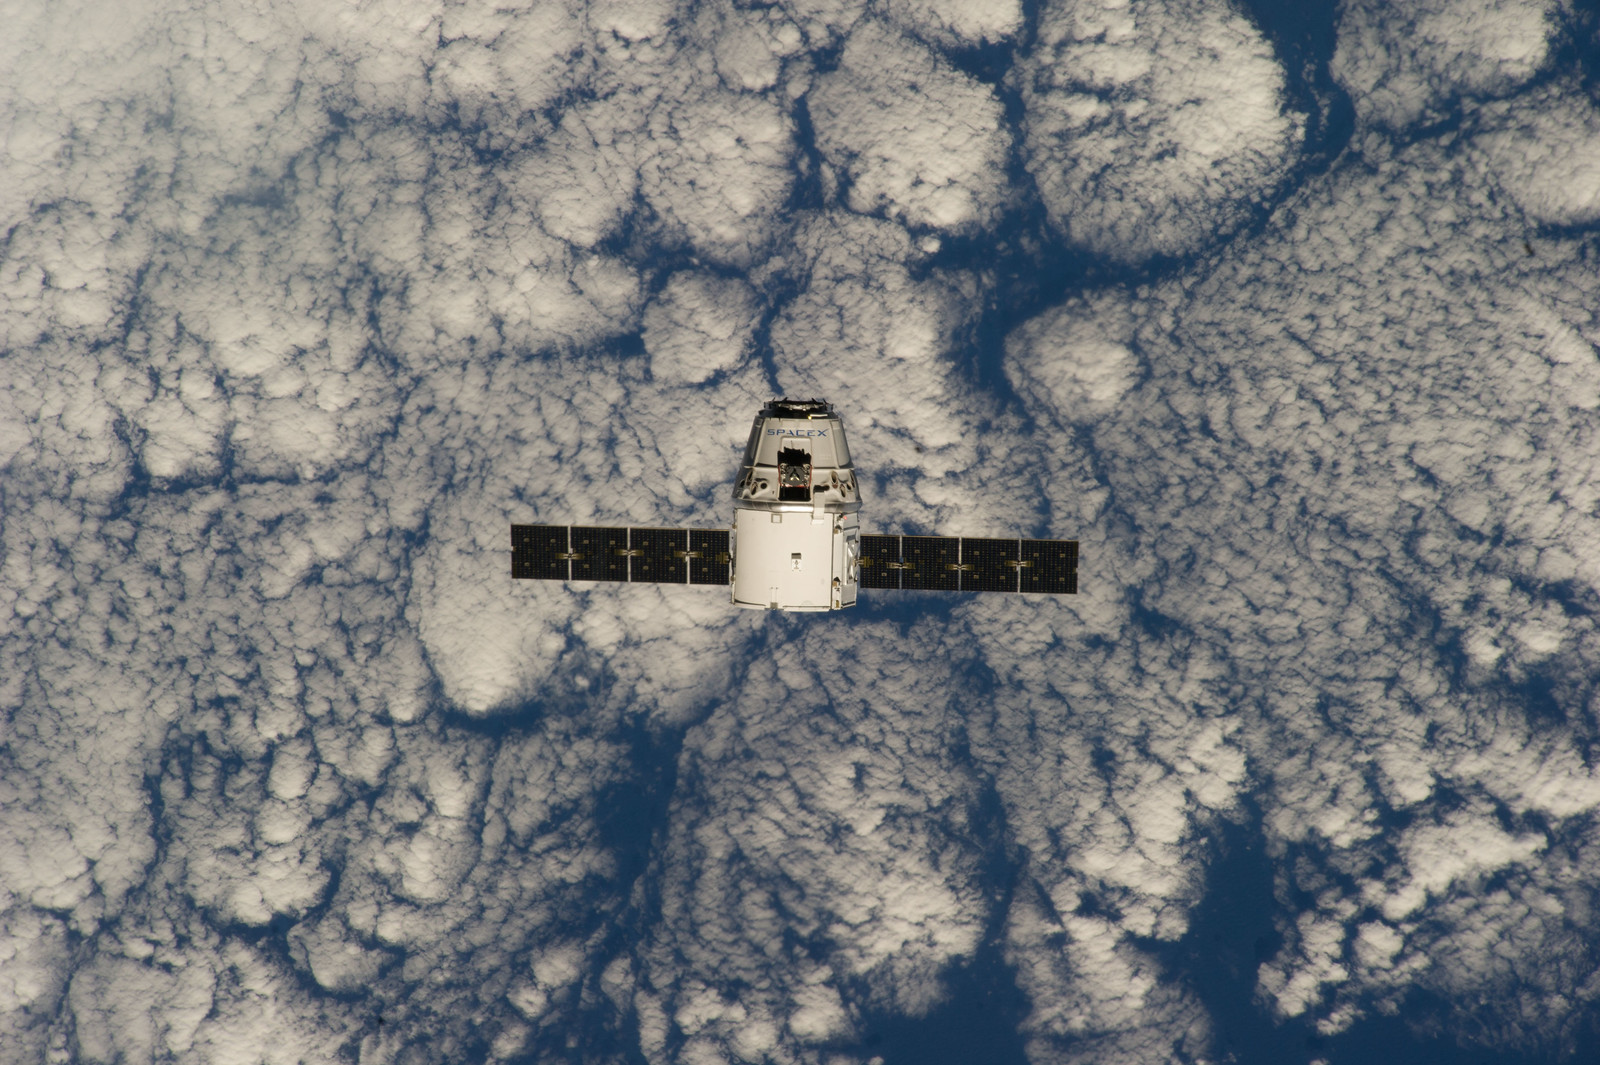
0,908,70,1061
882,0,1024,48
638,85,799,266
1049,115,1600,1049
430,0,591,138
68,934,357,1065
633,621,994,1063
766,211,1041,535
1005,289,1144,424
3,0,762,1058
510,102,644,248
5,0,1600,1061
962,594,1245,1062
644,270,763,386
706,3,806,92
1017,0,1304,262
401,346,766,716
809,19,1012,233
1477,82,1600,226
1331,0,1562,130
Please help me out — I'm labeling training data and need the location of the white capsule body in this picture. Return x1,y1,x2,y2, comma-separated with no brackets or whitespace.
730,400,861,612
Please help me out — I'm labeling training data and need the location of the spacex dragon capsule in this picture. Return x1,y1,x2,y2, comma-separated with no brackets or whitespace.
511,399,1077,611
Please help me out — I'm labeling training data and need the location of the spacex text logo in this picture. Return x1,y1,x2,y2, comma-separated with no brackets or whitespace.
767,428,829,437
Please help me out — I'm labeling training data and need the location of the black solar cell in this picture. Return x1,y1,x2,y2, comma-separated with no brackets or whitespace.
959,538,1019,593
901,535,960,591
1020,539,1078,594
689,530,731,585
629,528,687,584
858,535,900,589
571,526,628,582
511,524,569,580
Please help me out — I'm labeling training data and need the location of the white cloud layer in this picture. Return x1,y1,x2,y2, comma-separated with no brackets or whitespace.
1332,0,1563,130
810,19,1012,233
884,0,1024,47
1007,107,1600,1050
1005,290,1143,424
4,0,1600,1062
1476,82,1600,226
634,623,993,1063
1017,0,1305,262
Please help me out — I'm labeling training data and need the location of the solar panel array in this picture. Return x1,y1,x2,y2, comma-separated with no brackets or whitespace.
511,525,731,585
857,535,1077,594
512,526,1077,595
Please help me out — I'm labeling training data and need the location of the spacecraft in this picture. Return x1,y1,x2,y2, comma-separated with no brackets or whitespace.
511,399,1077,612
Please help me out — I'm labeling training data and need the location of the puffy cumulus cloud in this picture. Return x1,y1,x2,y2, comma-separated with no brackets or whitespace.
429,0,593,139
400,349,770,715
810,20,1012,233
10,0,1600,1059
1,0,662,488
2,0,326,258
67,929,356,1065
996,104,1600,1051
963,597,1245,1064
631,621,995,1064
0,908,71,1061
0,1,791,1063
14,565,681,1062
0,463,439,1053
510,99,644,248
1004,890,1214,1065
1331,0,1563,131
1476,81,1600,226
882,0,1024,48
1017,0,1304,263
1256,724,1600,1051
0,339,137,505
129,213,402,484
704,1,808,93
376,139,645,360
0,200,152,353
1253,672,1600,1048
767,211,1039,535
639,86,799,266
0,0,594,355
644,270,763,386
775,0,872,49
774,0,1027,54
2,0,817,1047
507,19,799,266
1005,289,1144,425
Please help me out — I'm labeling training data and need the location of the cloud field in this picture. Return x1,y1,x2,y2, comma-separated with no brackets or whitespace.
3,0,1600,1062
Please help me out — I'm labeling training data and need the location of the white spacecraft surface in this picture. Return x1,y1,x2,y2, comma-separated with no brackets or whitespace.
512,399,1077,611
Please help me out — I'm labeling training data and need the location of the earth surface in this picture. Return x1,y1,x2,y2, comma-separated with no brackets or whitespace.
4,1,1600,1063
